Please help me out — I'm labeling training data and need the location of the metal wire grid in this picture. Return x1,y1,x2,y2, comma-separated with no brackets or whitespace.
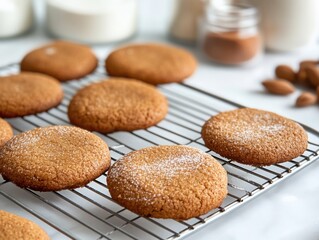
0,63,319,240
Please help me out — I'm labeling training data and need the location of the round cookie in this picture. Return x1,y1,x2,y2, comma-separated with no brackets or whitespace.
107,145,228,220
0,125,110,191
21,40,98,81
0,210,49,240
105,43,197,85
0,118,13,147
202,108,308,166
68,78,168,133
0,72,63,118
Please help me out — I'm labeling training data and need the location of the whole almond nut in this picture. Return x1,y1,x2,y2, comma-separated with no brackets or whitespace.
297,60,318,85
300,60,318,68
305,65,319,87
262,79,295,95
295,92,317,107
296,69,308,84
275,65,296,82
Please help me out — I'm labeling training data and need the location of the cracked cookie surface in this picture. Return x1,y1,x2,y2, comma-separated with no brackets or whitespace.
0,210,49,240
68,78,168,133
0,118,13,147
0,125,110,191
0,72,63,118
202,108,308,166
105,43,197,85
107,145,227,220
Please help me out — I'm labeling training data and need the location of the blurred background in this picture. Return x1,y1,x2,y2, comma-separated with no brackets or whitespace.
1,0,318,65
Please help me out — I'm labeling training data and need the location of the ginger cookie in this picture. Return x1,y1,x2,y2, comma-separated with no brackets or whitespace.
107,145,227,220
0,118,13,147
0,210,49,240
105,43,197,85
202,108,308,166
0,126,110,191
0,72,63,118
21,41,98,82
68,78,168,133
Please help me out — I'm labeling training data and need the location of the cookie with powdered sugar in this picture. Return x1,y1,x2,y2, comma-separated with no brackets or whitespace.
0,126,110,191
107,145,227,220
202,108,308,166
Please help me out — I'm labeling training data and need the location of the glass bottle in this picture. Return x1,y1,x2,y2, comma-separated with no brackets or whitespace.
0,0,33,38
247,0,318,51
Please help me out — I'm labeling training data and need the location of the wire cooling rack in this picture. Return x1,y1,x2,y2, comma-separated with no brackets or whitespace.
1,63,319,240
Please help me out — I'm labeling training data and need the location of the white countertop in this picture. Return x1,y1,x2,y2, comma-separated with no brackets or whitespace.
1,1,319,239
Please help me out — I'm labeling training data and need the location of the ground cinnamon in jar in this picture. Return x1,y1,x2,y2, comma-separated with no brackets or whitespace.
200,2,262,65
203,31,261,65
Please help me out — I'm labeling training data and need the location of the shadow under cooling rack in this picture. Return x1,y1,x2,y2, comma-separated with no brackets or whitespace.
1,63,319,240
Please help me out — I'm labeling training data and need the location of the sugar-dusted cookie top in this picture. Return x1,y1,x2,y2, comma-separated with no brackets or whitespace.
202,108,308,166
107,145,227,220
0,125,110,191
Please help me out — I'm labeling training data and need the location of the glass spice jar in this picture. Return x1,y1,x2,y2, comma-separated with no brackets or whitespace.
199,2,262,65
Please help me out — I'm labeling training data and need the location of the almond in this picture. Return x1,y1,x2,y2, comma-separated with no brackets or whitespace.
275,65,296,82
297,60,318,85
295,92,317,107
305,65,319,87
317,86,319,100
262,79,295,95
300,60,318,68
296,69,308,84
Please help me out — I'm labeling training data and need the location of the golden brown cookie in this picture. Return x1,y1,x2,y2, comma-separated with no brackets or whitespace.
68,78,168,133
105,43,197,85
107,145,228,220
0,72,63,118
0,118,13,147
202,108,308,166
21,41,98,82
0,210,50,240
0,126,110,191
